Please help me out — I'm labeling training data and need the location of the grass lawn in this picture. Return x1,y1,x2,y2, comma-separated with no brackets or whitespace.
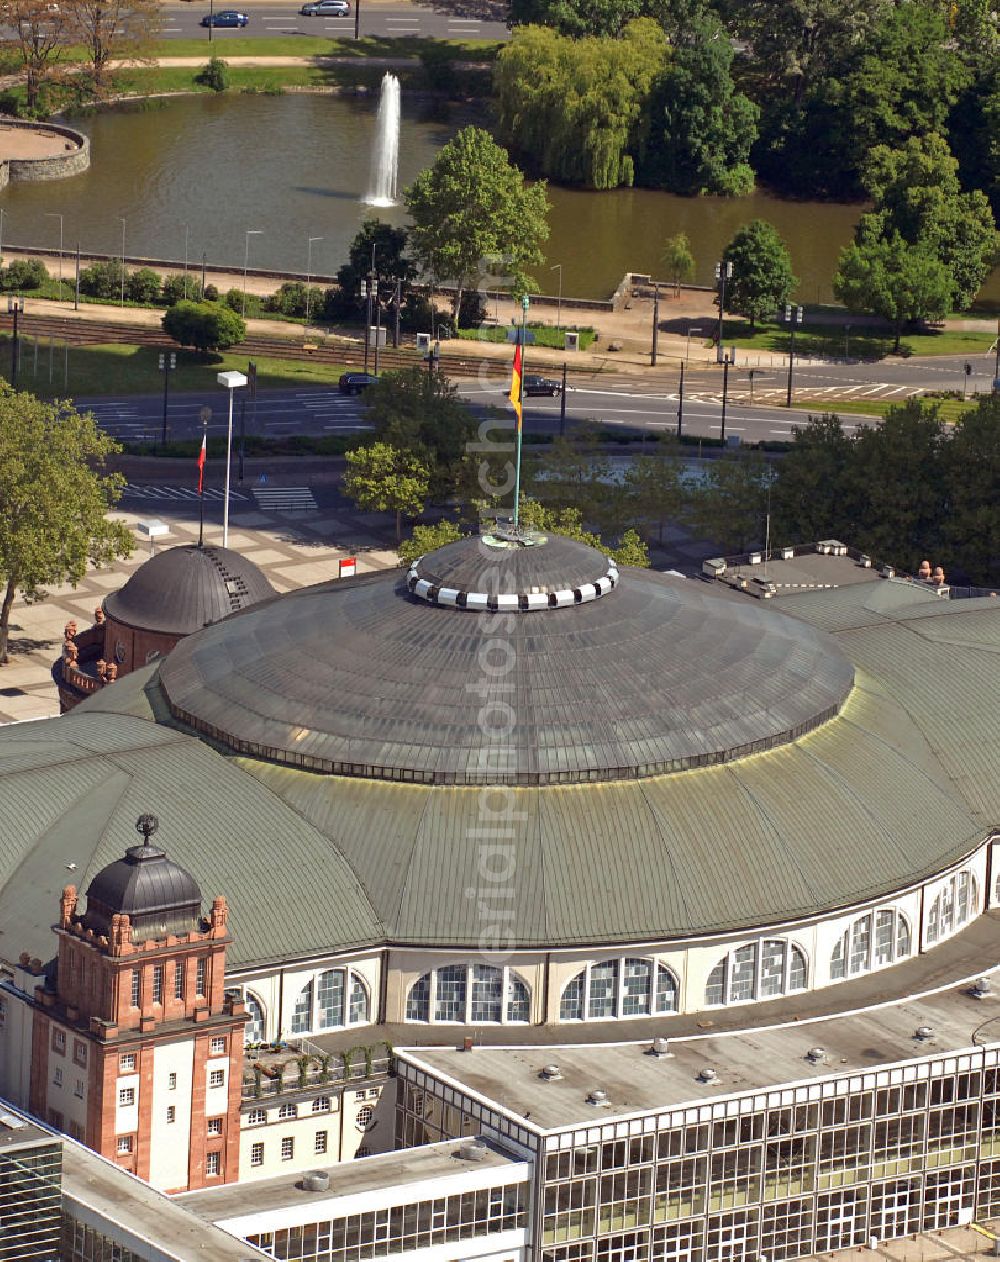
719,320,996,359
457,324,597,350
145,35,502,59
2,340,349,399
791,396,979,423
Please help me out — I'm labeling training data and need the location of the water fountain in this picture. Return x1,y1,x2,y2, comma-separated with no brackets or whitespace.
364,73,401,207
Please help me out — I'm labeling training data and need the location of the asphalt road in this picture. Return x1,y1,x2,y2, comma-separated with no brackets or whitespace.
162,2,509,40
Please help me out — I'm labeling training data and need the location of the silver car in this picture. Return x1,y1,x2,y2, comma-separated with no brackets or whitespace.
301,0,350,14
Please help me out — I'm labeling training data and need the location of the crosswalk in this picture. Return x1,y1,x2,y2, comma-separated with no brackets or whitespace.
253,486,318,513
123,485,251,502
677,383,926,406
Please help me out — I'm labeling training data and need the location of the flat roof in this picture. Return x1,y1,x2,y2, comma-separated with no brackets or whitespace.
400,950,1000,1132
729,552,883,594
0,1106,57,1154
180,1138,527,1224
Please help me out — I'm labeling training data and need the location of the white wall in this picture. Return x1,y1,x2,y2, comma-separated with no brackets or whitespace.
149,1039,194,1191
115,1071,140,1135
0,981,34,1108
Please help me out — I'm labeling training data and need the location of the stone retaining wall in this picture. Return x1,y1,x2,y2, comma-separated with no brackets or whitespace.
0,120,89,189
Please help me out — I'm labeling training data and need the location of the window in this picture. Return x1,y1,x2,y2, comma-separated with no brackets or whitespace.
250,1141,264,1167
174,963,185,1001
166,1106,176,1123
206,1151,221,1177
290,969,371,1034
210,1036,226,1055
356,1105,374,1131
244,992,266,1044
560,960,679,1022
209,1069,225,1088
130,969,140,1008
291,979,314,1034
53,1068,62,1087
312,1096,331,1113
508,974,531,1022
281,1137,294,1161
317,968,345,1028
52,1029,66,1055
315,1130,328,1154
407,965,533,1024
119,1087,135,1107
435,964,466,1021
406,973,430,1021
926,871,979,945
117,1136,133,1154
279,1103,298,1119
168,1072,177,1090
74,1079,84,1098
152,964,164,1005
830,908,912,982
196,958,206,998
704,941,807,1007
349,974,369,1025
248,1109,267,1124
119,1054,135,1073
208,1117,223,1135
73,1040,87,1067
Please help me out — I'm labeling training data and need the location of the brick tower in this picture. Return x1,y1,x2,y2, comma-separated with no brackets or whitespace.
28,814,246,1192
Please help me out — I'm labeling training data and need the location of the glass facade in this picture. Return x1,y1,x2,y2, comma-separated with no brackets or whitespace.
290,969,371,1034
831,909,912,981
705,941,807,1007
405,965,532,1024
0,1138,61,1262
560,960,679,1022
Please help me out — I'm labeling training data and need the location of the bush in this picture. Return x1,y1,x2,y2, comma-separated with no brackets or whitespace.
399,290,435,333
162,274,196,305
126,267,163,304
203,283,219,302
195,56,230,92
163,300,246,352
223,286,261,318
1,258,49,291
79,259,125,299
266,281,325,319
457,290,487,329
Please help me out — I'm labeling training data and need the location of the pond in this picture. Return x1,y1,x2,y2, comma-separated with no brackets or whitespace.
2,93,997,305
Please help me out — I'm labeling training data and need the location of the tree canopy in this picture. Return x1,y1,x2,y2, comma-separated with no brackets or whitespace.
162,301,246,353
722,220,797,332
0,387,133,663
343,442,430,543
833,231,953,350
661,233,695,294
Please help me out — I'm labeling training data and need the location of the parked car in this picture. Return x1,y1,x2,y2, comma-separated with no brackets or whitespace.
338,372,380,395
200,9,249,25
522,373,562,397
301,0,350,13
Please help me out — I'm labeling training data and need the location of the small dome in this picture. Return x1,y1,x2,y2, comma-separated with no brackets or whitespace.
413,531,614,601
83,815,202,941
104,545,275,635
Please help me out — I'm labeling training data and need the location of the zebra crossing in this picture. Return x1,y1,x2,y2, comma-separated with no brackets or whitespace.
123,485,250,503
678,382,926,406
253,487,318,513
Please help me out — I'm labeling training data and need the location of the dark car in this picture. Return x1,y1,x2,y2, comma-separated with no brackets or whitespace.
338,372,380,396
201,9,249,25
523,373,561,397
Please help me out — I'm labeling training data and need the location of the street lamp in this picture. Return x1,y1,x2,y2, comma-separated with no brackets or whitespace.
783,303,803,408
183,222,190,299
242,229,263,318
720,348,733,445
306,236,323,327
714,260,732,361
651,282,660,368
7,295,24,390
45,212,63,287
217,370,248,548
0,208,6,264
550,263,562,332
158,351,176,447
118,217,126,306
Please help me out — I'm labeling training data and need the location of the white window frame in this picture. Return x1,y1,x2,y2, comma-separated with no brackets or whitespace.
704,940,808,1008
404,964,532,1025
250,1141,264,1167
118,1087,135,1107
209,1069,225,1088
558,958,680,1022
119,1054,136,1074
289,968,372,1036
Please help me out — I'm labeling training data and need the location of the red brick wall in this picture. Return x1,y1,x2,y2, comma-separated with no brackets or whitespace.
104,617,180,676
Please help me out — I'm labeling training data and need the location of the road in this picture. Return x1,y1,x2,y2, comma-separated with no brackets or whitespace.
161,0,509,41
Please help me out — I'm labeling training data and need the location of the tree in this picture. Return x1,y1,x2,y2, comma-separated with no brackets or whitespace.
79,258,126,299
623,447,687,542
398,519,465,565
769,414,853,546
507,0,685,38
327,217,416,322
0,387,133,664
661,233,695,295
938,394,1000,586
65,0,159,96
833,231,953,351
514,495,650,566
195,56,229,92
343,443,430,543
686,450,773,553
404,127,550,320
162,301,246,353
642,9,758,196
362,366,476,501
722,220,797,332
493,21,669,189
1,0,67,113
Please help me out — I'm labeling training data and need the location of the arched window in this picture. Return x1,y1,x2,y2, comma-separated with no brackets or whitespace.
404,965,532,1024
244,992,266,1045
559,959,679,1021
926,871,978,945
829,907,912,982
289,969,372,1035
704,941,807,1007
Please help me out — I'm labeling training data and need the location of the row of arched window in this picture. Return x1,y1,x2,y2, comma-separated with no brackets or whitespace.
830,908,911,980
289,968,371,1034
705,940,807,1007
927,871,978,945
406,964,530,1024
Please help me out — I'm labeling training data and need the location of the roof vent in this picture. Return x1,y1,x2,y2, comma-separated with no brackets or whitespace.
972,977,993,1000
648,1038,671,1058
300,1170,330,1192
915,1025,935,1041
458,1141,489,1162
698,1068,718,1084
586,1088,609,1107
540,1064,563,1081
806,1047,826,1064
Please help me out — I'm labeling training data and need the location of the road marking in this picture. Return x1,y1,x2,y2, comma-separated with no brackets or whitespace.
254,486,317,512
124,484,249,502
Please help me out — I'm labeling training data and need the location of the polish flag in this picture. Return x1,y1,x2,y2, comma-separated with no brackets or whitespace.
197,433,207,494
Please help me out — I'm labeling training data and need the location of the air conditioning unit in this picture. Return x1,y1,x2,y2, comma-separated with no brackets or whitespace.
564,330,580,352
415,332,431,352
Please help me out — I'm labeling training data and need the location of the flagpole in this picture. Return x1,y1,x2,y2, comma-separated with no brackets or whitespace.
198,420,207,548
513,294,528,531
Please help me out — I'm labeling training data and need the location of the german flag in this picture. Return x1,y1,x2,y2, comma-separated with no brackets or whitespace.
508,339,523,432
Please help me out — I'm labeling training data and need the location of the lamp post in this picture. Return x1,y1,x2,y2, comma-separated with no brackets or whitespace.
714,260,732,360
0,208,5,264
45,212,63,287
207,0,214,40
118,217,126,306
243,230,263,317
354,0,361,39
550,263,562,332
158,351,176,446
720,350,732,445
651,283,661,367
183,223,190,299
305,236,323,327
784,303,803,408
677,361,684,438
362,253,374,374
8,295,24,390
217,370,248,548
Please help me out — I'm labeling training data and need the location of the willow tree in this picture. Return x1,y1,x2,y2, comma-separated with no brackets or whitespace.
0,387,132,664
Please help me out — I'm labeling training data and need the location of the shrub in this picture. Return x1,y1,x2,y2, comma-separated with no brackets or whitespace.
457,289,487,329
203,283,220,302
399,291,435,333
79,259,125,299
2,258,49,291
163,300,246,352
161,274,195,305
267,281,307,317
126,267,162,304
195,56,230,92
